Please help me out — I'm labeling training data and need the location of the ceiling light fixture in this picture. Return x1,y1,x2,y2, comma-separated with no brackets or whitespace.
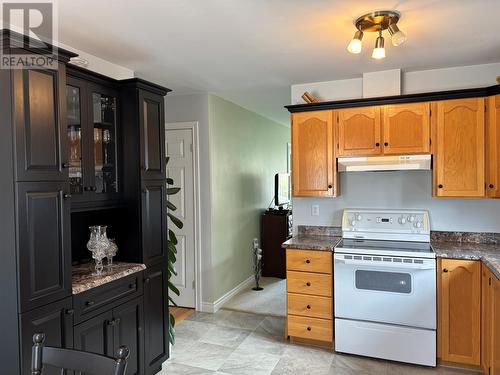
347,10,406,59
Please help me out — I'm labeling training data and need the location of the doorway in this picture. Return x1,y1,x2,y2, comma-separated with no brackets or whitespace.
165,122,201,309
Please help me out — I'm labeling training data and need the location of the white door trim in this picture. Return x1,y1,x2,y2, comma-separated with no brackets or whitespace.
165,121,202,311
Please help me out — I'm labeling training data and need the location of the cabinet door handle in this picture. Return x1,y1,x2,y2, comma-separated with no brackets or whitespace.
65,309,74,315
307,327,312,331
375,142,380,147
438,184,443,189
114,318,121,326
129,283,137,289
306,305,311,309
305,259,311,264
84,186,92,192
328,185,333,189
85,301,95,307
63,193,72,199
144,277,151,284
62,163,70,169
443,268,449,273
306,282,311,287
489,184,495,189
384,142,389,146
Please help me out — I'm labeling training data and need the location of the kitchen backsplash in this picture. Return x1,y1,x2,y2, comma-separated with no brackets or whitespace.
297,225,500,245
292,171,500,233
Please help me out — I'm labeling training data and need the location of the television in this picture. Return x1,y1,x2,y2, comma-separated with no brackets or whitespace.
275,173,290,206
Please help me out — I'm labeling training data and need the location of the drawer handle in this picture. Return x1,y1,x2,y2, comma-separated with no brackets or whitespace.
307,327,312,331
306,305,311,309
305,259,311,264
306,282,311,287
85,301,95,307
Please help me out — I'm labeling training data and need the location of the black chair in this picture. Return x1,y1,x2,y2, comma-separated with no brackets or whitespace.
31,333,129,375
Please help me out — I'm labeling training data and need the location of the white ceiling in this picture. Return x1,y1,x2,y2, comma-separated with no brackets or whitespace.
57,0,500,124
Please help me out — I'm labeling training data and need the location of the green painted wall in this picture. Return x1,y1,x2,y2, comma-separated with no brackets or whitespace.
208,94,290,301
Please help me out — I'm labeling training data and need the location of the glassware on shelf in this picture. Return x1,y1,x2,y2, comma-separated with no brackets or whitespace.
86,225,111,276
106,239,118,267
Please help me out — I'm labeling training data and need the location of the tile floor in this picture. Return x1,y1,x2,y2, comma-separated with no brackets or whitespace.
161,310,480,375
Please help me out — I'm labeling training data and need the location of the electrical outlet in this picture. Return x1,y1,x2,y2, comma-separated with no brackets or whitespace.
311,205,320,216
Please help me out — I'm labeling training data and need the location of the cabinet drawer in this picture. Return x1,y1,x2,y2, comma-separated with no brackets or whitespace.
287,271,332,297
287,293,332,319
288,315,333,343
286,249,332,274
74,272,143,324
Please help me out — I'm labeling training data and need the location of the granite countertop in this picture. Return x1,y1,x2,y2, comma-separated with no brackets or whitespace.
282,235,342,251
432,241,500,279
72,261,146,294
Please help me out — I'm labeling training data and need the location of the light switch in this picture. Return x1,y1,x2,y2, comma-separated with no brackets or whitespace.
311,205,320,216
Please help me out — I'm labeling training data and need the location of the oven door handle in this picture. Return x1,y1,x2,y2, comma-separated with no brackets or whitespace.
335,258,435,270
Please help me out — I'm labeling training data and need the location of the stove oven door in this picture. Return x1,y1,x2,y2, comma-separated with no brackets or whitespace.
334,253,436,329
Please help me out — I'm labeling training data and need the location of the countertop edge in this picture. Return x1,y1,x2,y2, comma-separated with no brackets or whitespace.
72,263,147,295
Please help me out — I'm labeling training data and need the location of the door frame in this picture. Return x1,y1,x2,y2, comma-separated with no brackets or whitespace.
165,121,202,311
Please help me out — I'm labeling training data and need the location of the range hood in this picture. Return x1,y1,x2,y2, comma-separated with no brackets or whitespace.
338,154,431,172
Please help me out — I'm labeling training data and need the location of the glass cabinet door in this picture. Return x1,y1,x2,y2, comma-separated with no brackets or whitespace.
66,85,84,195
92,92,118,195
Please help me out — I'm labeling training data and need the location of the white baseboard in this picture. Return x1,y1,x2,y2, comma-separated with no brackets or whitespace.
200,275,254,313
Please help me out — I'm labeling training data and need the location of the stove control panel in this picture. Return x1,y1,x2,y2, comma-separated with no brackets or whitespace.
342,209,430,242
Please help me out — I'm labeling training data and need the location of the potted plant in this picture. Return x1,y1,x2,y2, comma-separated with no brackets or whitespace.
166,157,183,344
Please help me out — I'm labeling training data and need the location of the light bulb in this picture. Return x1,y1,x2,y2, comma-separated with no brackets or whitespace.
347,30,363,54
388,24,407,46
372,47,386,59
372,33,386,59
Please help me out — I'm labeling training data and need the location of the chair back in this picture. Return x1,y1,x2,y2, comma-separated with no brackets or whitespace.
31,333,129,375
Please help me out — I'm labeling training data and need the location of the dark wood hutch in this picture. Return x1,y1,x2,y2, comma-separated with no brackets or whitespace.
0,29,171,375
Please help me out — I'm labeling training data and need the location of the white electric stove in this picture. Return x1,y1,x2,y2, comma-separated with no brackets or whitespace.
334,209,436,367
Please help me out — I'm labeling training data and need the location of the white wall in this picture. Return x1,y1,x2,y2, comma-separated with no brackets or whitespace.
291,62,500,233
165,93,214,305
291,62,500,104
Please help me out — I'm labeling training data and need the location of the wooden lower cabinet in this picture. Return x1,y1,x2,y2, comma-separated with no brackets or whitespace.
482,265,492,374
74,297,144,375
143,263,170,374
20,297,74,375
285,248,333,346
287,315,333,343
437,259,481,366
482,265,500,375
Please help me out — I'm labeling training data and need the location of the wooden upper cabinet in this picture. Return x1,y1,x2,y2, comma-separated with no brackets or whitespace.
291,111,336,197
337,106,381,156
434,98,485,197
13,66,68,182
382,103,430,155
438,259,481,366
487,95,500,198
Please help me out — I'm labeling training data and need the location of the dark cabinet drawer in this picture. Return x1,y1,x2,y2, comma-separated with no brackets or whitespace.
73,272,143,324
